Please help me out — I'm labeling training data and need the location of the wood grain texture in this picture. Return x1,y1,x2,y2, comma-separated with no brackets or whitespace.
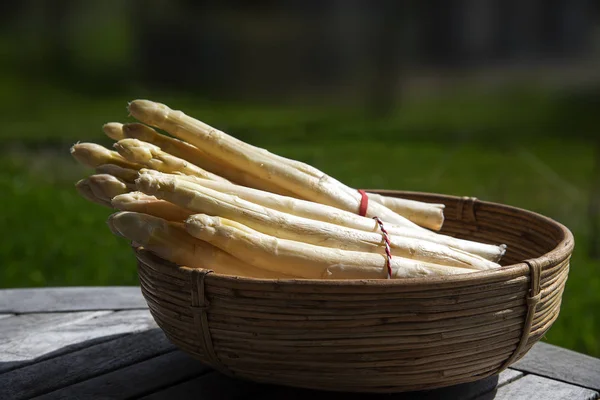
0,328,173,400
253,369,524,400
35,351,211,400
0,312,108,344
0,311,110,373
0,287,146,313
0,310,157,373
512,342,600,391
474,374,599,400
140,372,261,400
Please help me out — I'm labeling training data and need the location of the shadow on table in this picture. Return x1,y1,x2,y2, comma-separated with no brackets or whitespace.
148,366,501,400
252,374,500,400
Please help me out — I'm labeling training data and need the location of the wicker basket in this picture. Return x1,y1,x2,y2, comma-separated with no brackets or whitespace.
135,191,574,393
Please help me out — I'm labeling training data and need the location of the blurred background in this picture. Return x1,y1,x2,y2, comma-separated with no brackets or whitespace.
0,0,599,357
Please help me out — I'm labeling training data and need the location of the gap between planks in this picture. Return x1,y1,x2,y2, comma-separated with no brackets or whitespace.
511,342,600,391
473,373,599,400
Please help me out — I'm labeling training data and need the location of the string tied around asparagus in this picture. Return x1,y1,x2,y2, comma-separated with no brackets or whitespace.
373,216,393,279
358,189,369,217
357,190,391,279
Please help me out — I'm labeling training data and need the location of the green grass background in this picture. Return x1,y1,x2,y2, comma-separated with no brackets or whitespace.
0,85,598,358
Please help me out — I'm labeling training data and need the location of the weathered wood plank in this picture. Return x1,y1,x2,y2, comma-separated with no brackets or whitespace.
0,311,111,373
252,369,523,399
0,310,157,374
0,328,173,400
140,372,261,400
0,287,147,313
474,374,599,400
0,311,109,341
0,314,14,320
512,342,600,391
36,350,211,400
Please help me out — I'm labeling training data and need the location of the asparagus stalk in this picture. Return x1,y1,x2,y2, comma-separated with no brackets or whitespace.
185,214,474,279
108,211,294,279
137,173,499,270
112,192,191,222
364,193,445,231
113,138,229,183
70,143,143,170
139,170,505,262
266,153,447,230
95,164,139,183
121,123,298,197
128,100,414,227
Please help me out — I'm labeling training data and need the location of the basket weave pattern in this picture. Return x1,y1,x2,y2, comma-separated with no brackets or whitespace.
135,191,574,392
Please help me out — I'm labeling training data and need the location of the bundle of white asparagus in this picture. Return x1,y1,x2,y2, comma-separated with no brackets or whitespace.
71,99,507,279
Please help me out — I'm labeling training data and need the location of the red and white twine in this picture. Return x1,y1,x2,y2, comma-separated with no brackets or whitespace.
373,216,393,279
358,189,393,279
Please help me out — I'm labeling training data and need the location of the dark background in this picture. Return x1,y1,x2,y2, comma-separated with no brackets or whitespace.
0,0,599,357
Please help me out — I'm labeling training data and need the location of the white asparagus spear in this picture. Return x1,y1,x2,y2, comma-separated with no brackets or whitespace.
121,123,297,197
108,211,293,279
364,192,445,231
95,164,139,183
75,179,112,208
128,100,413,227
113,138,229,183
70,143,143,170
102,122,125,141
266,153,447,230
136,173,499,270
139,170,505,262
225,137,447,230
112,192,191,222
185,214,474,279
85,174,135,202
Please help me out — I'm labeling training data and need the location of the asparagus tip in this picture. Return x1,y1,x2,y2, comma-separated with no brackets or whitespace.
75,178,88,189
185,214,221,233
76,178,112,208
128,99,168,125
103,122,124,140
128,99,153,116
107,212,125,237
135,172,176,195
114,138,154,164
135,173,161,194
108,211,157,245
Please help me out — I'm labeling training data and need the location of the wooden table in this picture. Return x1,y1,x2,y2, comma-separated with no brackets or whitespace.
0,287,598,400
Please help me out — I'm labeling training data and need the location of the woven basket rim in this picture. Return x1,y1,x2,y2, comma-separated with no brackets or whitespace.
135,190,574,287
